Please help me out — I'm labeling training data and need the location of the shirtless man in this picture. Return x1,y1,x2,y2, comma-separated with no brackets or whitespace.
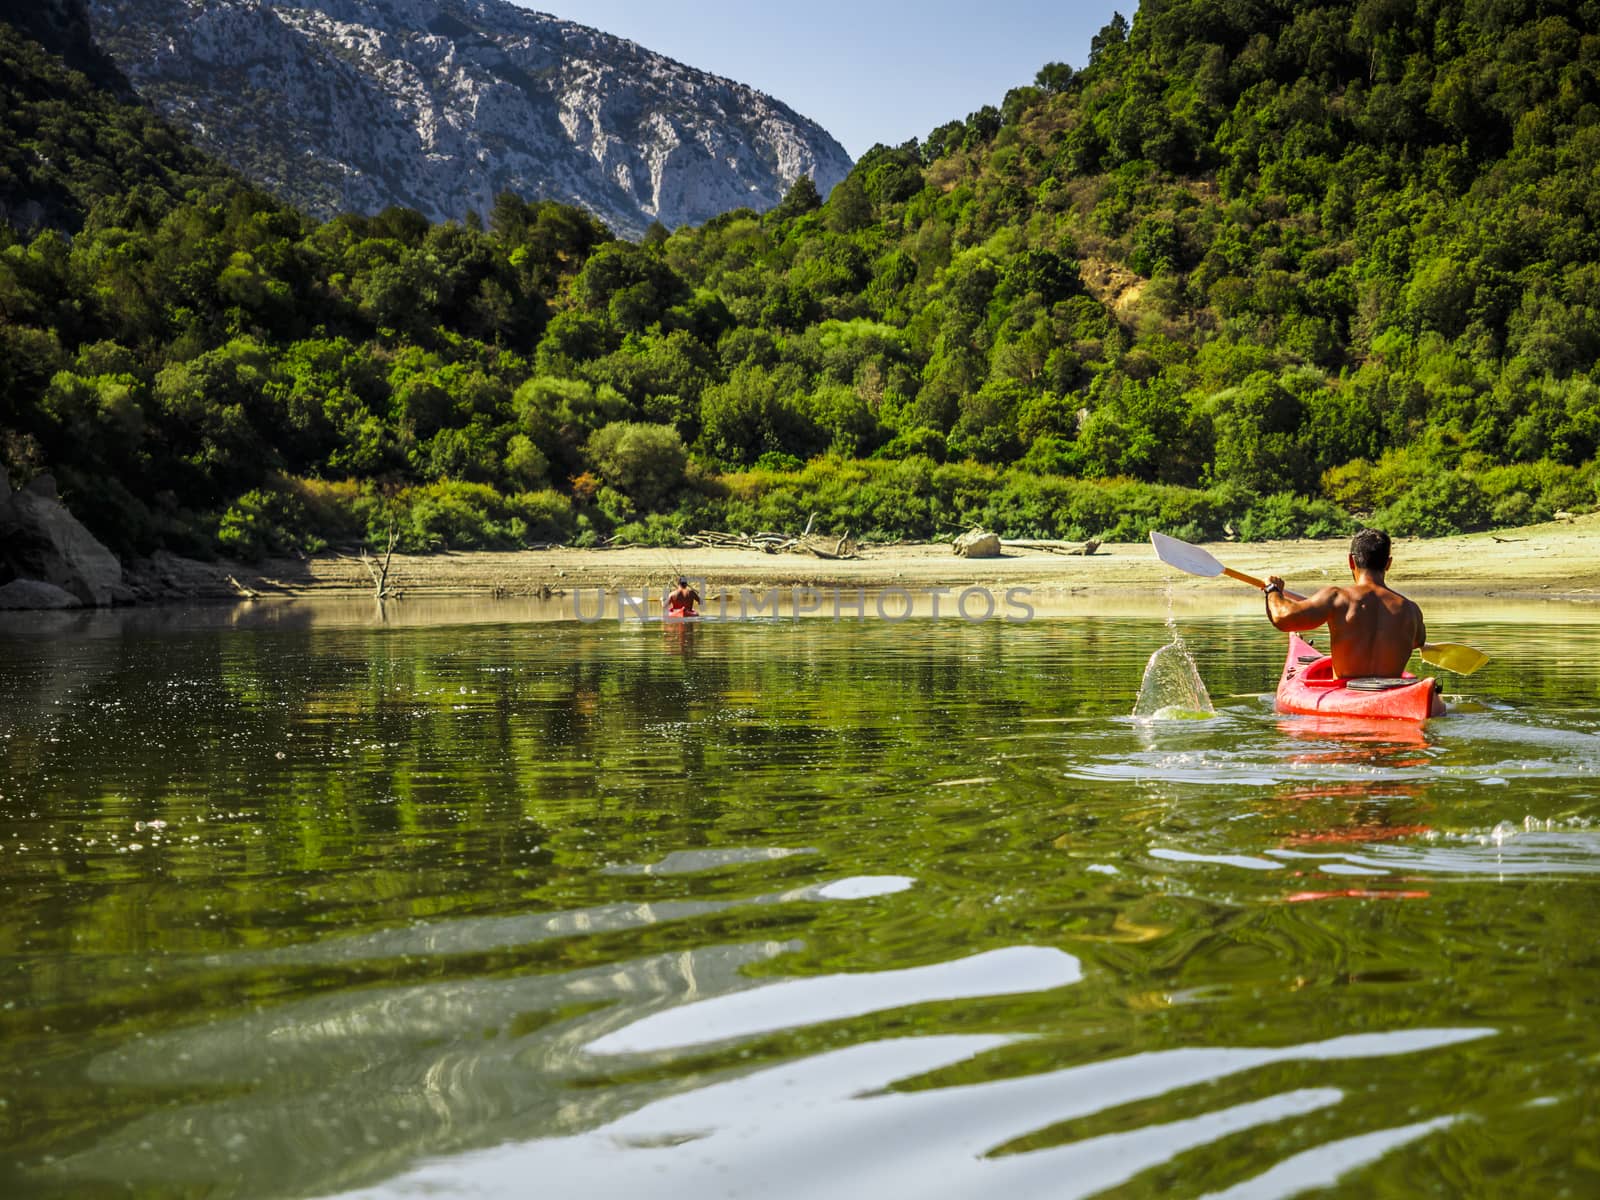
1263,528,1425,678
665,577,700,618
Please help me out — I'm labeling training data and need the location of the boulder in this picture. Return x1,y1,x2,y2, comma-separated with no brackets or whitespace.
0,472,127,605
0,579,82,610
953,529,1003,558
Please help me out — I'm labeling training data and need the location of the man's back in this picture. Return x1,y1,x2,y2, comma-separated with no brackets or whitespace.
1322,582,1425,678
1263,528,1425,677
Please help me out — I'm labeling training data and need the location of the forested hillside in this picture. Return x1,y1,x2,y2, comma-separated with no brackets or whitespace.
5,0,1600,560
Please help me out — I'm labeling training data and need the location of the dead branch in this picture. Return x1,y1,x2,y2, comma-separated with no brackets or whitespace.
361,520,401,599
225,574,259,599
999,538,1102,556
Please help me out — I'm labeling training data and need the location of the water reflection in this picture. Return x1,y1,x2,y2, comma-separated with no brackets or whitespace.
2,611,1598,1199
587,946,1081,1055
335,1028,1488,1200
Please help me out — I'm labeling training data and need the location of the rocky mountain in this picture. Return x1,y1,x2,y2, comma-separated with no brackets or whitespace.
7,0,134,96
84,0,854,238
1,1,242,236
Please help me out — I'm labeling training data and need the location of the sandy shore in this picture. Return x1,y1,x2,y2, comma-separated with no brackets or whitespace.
145,512,1600,606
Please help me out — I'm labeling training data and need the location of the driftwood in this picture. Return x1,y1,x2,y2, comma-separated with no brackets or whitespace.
225,573,259,599
683,513,858,559
1000,538,1102,556
809,531,857,560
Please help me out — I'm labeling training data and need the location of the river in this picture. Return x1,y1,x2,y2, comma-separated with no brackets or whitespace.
1,599,1597,1198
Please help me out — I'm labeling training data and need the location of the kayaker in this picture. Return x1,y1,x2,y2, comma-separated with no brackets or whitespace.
665,577,700,618
1262,528,1425,678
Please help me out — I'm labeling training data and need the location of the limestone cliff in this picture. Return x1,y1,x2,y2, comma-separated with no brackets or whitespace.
86,0,854,237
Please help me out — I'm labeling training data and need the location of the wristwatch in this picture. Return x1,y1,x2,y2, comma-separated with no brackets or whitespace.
1264,582,1283,596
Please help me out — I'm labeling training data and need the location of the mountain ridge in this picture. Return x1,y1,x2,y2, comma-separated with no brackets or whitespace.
85,0,853,237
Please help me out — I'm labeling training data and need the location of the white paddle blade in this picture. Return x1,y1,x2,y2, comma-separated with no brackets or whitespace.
1419,642,1490,675
1149,531,1224,578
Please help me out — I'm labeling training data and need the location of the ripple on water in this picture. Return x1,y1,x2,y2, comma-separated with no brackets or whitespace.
327,1027,1490,1200
4,612,1597,1199
1309,829,1600,878
585,945,1082,1055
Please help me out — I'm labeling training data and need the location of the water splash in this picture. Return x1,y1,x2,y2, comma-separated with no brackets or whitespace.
1132,639,1216,721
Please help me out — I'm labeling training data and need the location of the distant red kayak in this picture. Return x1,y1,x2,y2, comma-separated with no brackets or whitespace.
1275,633,1445,721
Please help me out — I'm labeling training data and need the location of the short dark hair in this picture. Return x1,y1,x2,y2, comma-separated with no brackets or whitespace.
1350,527,1391,569
677,577,688,586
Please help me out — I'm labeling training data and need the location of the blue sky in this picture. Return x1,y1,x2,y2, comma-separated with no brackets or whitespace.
517,2,1131,160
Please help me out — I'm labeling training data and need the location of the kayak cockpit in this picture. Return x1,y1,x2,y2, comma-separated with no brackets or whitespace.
1277,633,1445,720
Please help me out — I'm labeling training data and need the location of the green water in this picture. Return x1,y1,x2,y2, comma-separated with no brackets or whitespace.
2,606,1599,1199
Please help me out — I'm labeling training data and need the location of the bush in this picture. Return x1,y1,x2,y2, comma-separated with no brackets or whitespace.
612,512,687,546
513,489,578,544
392,480,574,550
1371,471,1488,536
1016,435,1081,475
504,434,548,488
585,421,689,510
1235,492,1354,541
1475,460,1586,521
872,426,947,461
216,487,315,560
754,450,803,472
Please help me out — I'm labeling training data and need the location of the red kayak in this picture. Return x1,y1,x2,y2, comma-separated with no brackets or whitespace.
1276,633,1444,721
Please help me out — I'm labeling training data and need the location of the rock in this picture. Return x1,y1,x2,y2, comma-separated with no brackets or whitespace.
953,529,1003,558
87,0,853,239
123,550,240,601
0,463,9,503
0,579,82,610
0,473,127,605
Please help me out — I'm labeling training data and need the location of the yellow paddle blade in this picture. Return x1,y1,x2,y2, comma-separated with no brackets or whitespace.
1419,642,1490,675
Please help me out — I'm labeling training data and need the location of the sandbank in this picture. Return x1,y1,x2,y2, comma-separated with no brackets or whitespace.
137,513,1600,612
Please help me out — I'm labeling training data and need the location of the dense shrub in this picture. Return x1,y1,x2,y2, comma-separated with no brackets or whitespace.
585,421,688,510
216,488,311,561
376,481,576,551
1235,492,1355,541
1371,472,1489,537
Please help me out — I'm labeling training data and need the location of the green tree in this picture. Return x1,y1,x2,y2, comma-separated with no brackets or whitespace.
585,421,689,510
825,175,873,234
771,175,823,221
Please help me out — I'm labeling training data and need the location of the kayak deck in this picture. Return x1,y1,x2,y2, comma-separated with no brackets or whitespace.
1276,633,1444,721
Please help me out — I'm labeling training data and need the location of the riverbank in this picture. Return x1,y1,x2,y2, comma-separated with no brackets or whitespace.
131,512,1600,606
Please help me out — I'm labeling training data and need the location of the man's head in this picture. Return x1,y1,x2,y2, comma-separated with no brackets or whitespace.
1349,527,1391,572
677,577,688,587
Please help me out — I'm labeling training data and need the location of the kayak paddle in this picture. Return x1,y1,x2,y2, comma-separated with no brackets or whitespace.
1149,531,1490,675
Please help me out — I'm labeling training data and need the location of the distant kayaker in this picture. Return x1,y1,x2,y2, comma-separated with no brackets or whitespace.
665,577,700,618
1263,528,1425,678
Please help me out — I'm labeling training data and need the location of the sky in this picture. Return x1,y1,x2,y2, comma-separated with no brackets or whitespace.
517,2,1132,160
